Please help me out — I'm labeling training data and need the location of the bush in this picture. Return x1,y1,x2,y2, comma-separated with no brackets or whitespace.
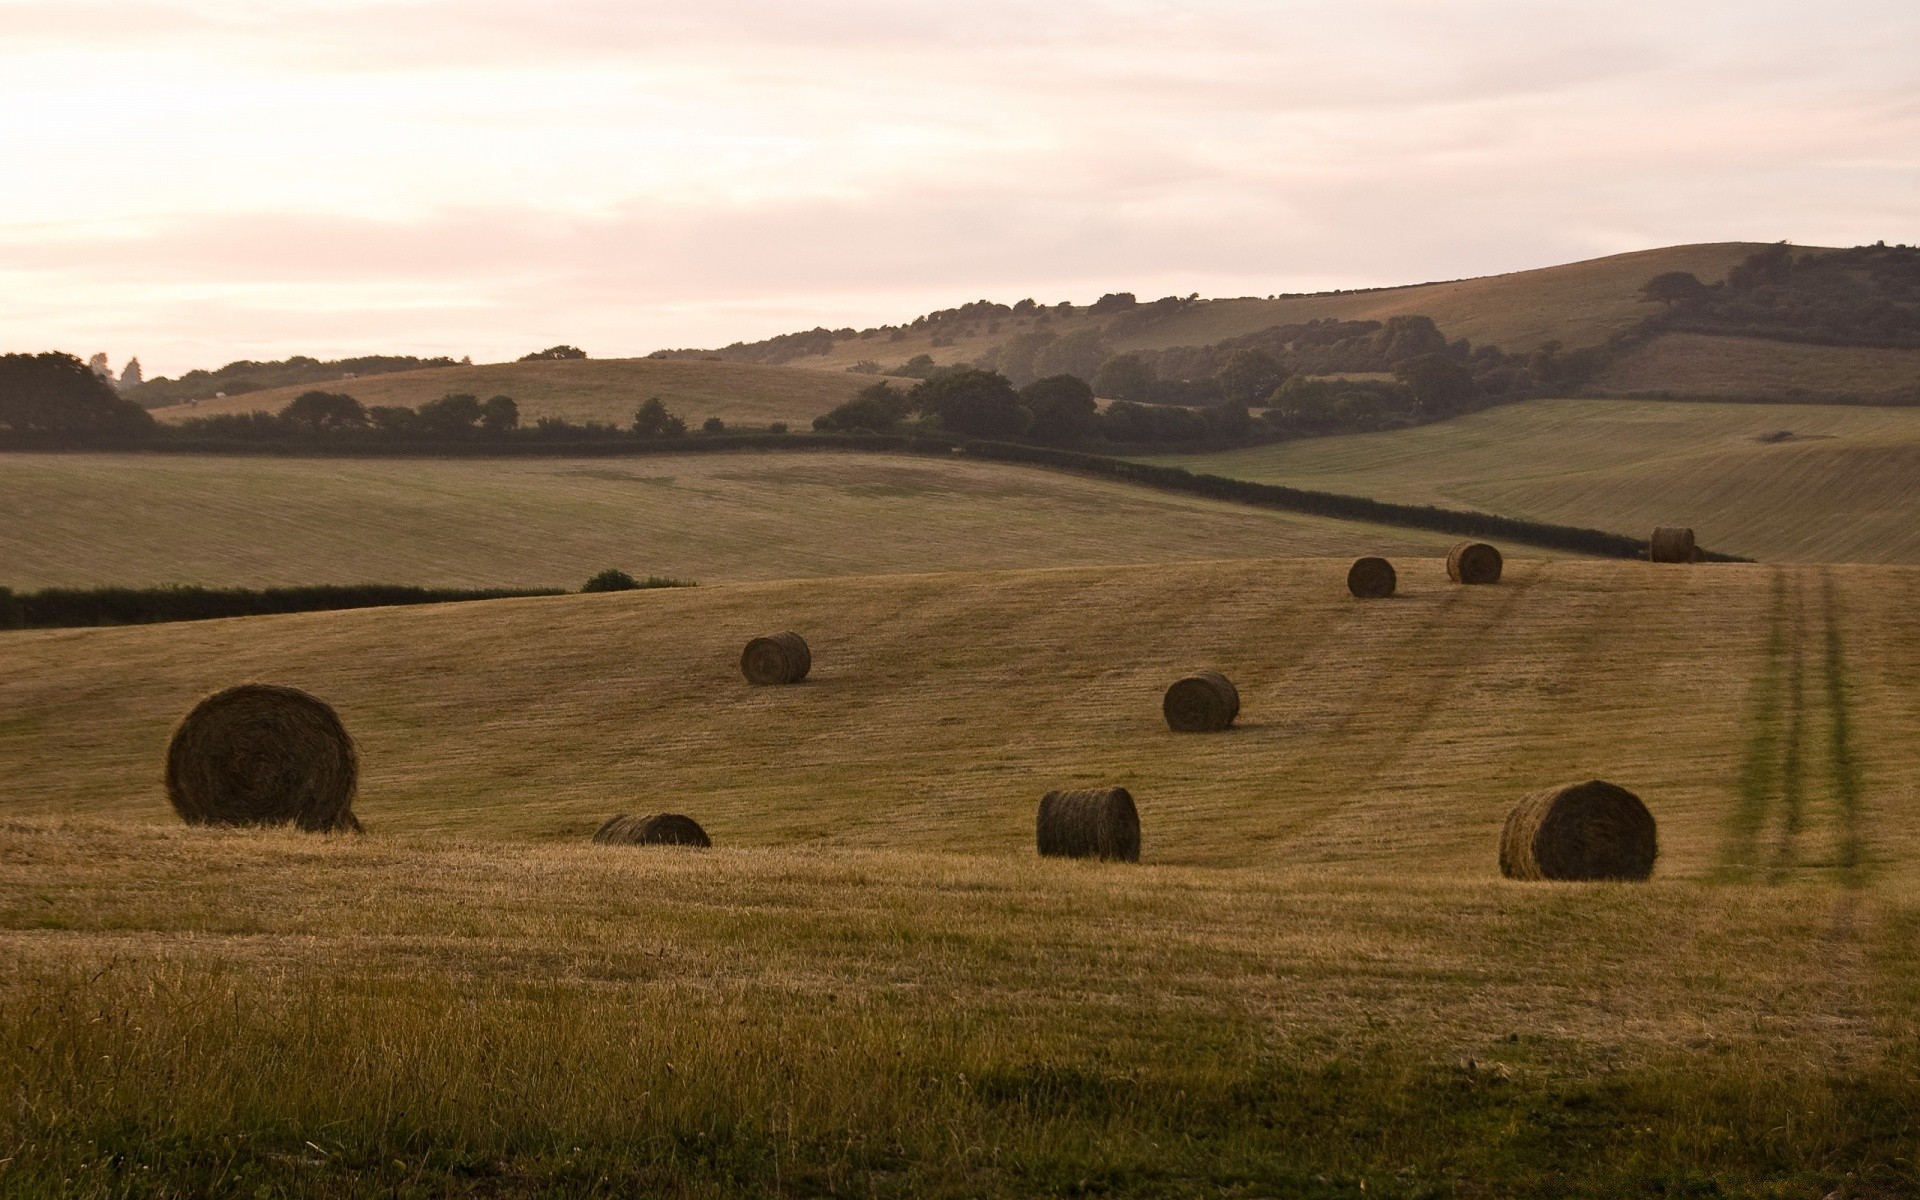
278,390,367,432
1019,375,1098,444
417,393,484,435
768,422,789,434
910,369,1030,438
581,569,640,592
701,416,726,434
813,382,910,433
479,395,519,432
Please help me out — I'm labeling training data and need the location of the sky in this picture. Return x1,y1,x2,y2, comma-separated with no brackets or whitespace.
3,0,1917,377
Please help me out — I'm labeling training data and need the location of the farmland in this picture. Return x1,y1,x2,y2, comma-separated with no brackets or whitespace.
3,556,1918,1195
1154,398,1920,564
0,450,1471,591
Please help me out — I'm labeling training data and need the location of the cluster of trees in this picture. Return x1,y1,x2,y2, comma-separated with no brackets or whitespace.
122,352,466,408
1640,243,1920,349
518,345,588,361
0,352,157,436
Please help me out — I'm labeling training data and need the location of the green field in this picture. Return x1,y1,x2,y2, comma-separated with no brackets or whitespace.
0,451,1469,590
1152,398,1920,564
4,558,1919,1195
150,356,868,429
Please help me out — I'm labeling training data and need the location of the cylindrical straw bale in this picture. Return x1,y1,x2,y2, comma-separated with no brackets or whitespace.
740,632,811,685
165,683,361,832
1446,541,1503,585
593,812,712,848
1499,780,1657,881
1036,787,1141,862
1649,527,1697,563
1347,556,1397,599
1162,670,1240,732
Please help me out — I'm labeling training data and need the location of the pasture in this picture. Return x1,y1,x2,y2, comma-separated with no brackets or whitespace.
0,450,1468,590
3,557,1918,1195
148,356,868,429
1156,398,1920,564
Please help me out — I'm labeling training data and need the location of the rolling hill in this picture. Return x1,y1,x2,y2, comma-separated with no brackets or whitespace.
0,450,1472,590
148,355,870,429
1152,398,1920,564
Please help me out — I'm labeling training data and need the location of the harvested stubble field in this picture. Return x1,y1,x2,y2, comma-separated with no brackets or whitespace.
3,558,1920,1195
1154,398,1920,565
0,451,1465,590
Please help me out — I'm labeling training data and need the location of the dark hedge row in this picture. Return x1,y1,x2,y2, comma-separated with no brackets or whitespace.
0,584,565,630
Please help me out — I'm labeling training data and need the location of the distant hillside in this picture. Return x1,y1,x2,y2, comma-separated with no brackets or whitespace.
150,357,872,429
662,243,1770,372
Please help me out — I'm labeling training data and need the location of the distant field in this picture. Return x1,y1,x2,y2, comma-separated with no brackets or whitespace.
1593,332,1920,401
1153,398,1920,564
3,559,1917,1192
0,450,1469,590
149,356,868,428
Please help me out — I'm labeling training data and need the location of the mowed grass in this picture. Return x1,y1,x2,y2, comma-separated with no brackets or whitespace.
0,450,1467,590
149,356,869,429
4,558,1920,1195
1153,398,1920,564
1593,332,1920,401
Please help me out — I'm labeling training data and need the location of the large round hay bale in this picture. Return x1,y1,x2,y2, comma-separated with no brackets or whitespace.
1347,556,1397,599
1499,780,1656,881
165,684,361,832
1162,670,1240,732
740,632,811,685
1036,787,1140,862
593,812,712,848
1446,541,1503,585
1649,527,1697,563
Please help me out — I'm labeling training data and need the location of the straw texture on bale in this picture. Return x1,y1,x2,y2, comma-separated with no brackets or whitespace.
593,812,712,848
1499,780,1657,882
1162,671,1240,732
165,683,361,832
1649,527,1697,563
740,632,811,685
1347,556,1397,599
1036,787,1141,862
1447,541,1504,585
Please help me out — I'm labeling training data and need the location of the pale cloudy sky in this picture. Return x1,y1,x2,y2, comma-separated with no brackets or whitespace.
3,0,1917,375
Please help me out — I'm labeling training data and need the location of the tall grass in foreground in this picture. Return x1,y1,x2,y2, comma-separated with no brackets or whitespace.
3,962,1913,1199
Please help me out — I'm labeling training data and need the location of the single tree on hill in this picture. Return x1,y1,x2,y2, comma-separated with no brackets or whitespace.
118,357,143,390
1641,271,1710,306
632,396,687,438
520,345,587,361
910,369,1030,438
417,392,485,434
1019,374,1098,444
1091,353,1157,402
1214,349,1289,406
0,351,156,436
279,390,368,432
479,395,519,432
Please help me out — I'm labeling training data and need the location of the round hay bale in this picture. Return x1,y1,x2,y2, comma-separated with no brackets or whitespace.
1499,780,1656,881
1162,671,1239,732
740,632,811,685
1036,787,1140,862
1446,541,1503,585
1347,556,1397,599
1649,527,1696,563
593,812,712,848
165,684,360,832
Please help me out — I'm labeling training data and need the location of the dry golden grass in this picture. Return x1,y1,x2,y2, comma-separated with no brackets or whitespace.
1158,398,1920,564
1593,332,1920,400
149,356,870,428
3,560,1920,1190
0,450,1467,589
4,557,1920,1193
